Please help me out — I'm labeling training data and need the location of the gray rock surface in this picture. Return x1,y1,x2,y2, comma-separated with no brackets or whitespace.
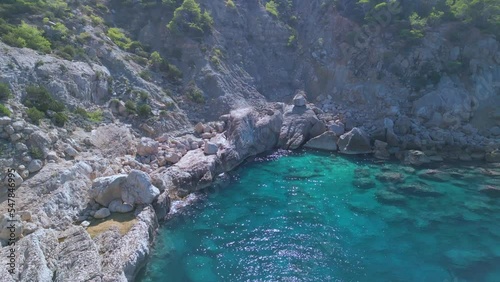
94,208,111,219
121,170,160,205
91,174,127,206
204,141,218,155
108,199,134,213
338,127,372,154
303,131,338,151
27,159,43,173
279,105,325,149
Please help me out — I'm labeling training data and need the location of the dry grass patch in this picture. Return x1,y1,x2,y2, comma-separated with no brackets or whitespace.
87,212,137,238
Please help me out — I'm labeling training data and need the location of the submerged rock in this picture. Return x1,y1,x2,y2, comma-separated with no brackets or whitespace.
479,185,500,197
375,190,406,205
417,169,450,182
352,178,376,189
397,182,443,197
375,172,405,183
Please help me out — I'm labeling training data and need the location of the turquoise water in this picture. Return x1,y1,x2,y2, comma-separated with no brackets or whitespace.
139,150,500,282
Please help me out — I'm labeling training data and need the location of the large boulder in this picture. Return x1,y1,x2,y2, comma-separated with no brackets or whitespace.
204,142,218,155
137,137,159,156
293,93,307,107
329,122,345,136
121,170,160,205
303,131,338,151
279,105,325,149
219,106,283,171
28,131,52,157
90,174,127,206
337,127,372,154
157,149,219,196
27,159,43,173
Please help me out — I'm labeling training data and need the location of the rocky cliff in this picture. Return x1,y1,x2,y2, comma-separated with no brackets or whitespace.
0,0,499,281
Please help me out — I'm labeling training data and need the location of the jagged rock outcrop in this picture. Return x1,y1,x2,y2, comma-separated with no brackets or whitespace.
218,106,284,171
278,105,325,149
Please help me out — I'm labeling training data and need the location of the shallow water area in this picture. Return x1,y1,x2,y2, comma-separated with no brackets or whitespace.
139,150,500,282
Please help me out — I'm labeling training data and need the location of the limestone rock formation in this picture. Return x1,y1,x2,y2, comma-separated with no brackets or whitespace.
279,105,325,149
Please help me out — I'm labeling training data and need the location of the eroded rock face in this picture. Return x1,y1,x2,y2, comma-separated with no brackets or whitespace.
54,227,103,282
219,106,284,171
303,131,338,151
337,127,372,154
96,206,158,281
279,105,325,149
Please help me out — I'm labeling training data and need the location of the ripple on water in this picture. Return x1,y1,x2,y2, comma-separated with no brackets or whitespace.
139,150,500,282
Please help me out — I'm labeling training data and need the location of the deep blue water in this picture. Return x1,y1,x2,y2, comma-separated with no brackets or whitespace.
139,150,500,282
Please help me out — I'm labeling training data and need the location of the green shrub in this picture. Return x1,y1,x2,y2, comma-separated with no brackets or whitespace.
266,1,279,17
149,51,163,68
58,45,76,60
26,107,45,125
87,110,103,122
77,32,91,43
107,27,132,50
138,91,149,101
167,0,213,37
90,15,104,26
185,82,205,104
0,83,11,100
53,112,68,127
23,85,65,113
30,146,44,159
125,100,137,113
137,104,152,117
75,107,88,117
226,0,235,8
0,104,11,117
2,22,51,53
139,70,152,81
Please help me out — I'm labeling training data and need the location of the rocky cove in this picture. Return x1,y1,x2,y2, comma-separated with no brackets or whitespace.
0,0,499,281
0,93,499,281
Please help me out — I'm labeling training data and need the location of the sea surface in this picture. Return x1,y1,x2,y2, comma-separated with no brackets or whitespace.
138,150,500,282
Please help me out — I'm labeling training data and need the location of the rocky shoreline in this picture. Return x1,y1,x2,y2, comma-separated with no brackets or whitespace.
0,93,499,281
